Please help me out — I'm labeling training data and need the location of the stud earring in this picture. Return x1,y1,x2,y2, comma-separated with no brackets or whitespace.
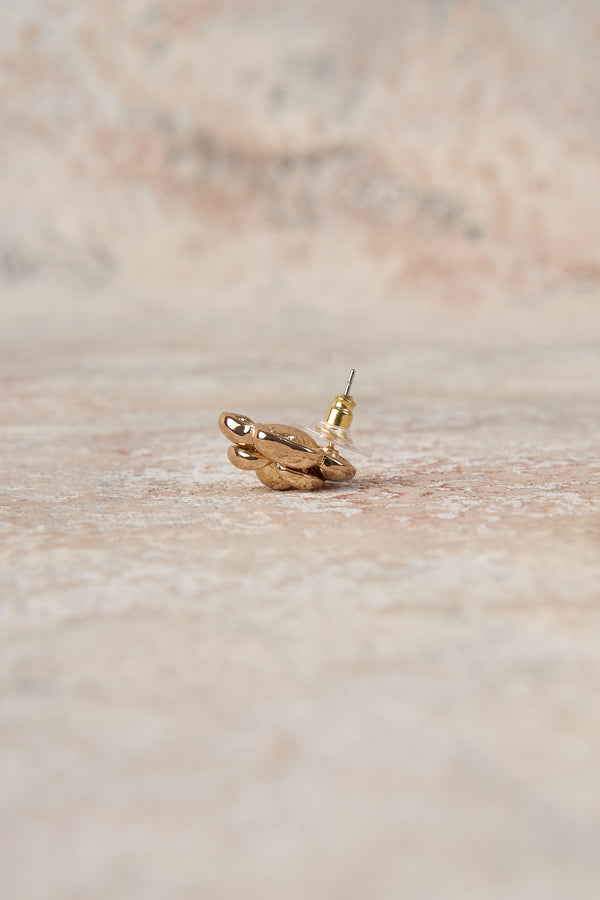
218,370,360,491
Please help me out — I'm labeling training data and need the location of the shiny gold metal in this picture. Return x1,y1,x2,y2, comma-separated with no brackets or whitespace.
253,424,322,469
218,373,360,492
218,413,255,447
255,462,293,490
227,445,269,470
318,446,356,482
311,368,357,449
275,464,324,491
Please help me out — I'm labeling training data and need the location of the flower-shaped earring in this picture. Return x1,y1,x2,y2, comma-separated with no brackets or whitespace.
218,370,360,491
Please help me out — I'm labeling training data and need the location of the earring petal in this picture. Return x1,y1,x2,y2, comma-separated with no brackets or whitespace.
227,445,269,470
253,423,323,470
218,412,255,447
277,465,324,491
319,449,356,482
255,462,293,490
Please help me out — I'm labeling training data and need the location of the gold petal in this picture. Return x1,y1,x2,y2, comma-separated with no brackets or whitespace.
277,465,324,491
253,423,323,470
227,445,269,470
319,449,356,482
218,412,255,446
255,463,293,490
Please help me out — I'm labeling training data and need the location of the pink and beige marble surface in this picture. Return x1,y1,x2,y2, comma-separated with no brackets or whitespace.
1,2,600,899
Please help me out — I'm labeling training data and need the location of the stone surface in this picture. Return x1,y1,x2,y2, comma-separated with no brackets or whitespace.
1,2,600,899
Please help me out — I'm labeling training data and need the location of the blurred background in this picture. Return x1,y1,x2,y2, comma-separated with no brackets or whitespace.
2,3,600,900
2,0,600,359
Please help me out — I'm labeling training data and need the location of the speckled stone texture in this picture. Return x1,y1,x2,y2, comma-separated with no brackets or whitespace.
1,2,600,899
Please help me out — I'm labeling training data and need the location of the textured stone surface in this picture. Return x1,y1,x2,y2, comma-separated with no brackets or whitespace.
1,2,600,899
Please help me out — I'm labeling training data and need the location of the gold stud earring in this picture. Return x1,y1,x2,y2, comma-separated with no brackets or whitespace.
218,370,360,491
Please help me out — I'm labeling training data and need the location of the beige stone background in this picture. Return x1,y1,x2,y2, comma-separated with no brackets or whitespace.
1,1,600,898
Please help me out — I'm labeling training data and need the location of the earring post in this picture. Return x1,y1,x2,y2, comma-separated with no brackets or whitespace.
344,368,356,396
